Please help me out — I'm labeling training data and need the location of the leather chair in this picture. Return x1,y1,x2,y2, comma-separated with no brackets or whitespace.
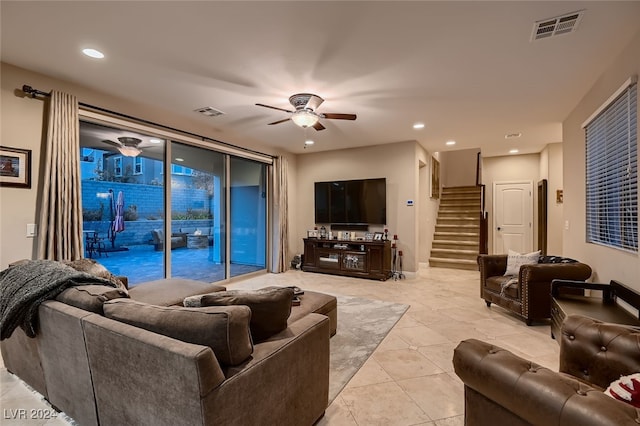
453,315,640,426
478,254,592,325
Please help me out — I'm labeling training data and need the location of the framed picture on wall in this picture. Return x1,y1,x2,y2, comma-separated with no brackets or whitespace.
430,156,440,199
0,146,31,188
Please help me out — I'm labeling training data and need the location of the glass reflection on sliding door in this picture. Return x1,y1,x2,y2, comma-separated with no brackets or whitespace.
230,157,266,277
170,141,226,282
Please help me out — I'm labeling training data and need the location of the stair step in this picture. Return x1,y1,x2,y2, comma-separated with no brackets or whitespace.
441,194,481,200
439,200,480,205
430,249,478,260
436,217,479,225
434,233,479,243
439,209,478,214
432,240,478,247
435,224,479,231
442,186,481,193
434,231,479,237
429,257,479,271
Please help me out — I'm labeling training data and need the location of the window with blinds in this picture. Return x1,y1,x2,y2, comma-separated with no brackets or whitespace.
585,82,637,252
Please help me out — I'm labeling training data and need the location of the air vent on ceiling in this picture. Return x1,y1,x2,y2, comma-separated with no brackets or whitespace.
531,10,584,41
194,106,225,117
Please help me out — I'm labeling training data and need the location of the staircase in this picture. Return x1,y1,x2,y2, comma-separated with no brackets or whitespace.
429,186,482,270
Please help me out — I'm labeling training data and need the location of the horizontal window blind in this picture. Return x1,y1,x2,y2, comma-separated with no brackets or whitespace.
585,82,637,252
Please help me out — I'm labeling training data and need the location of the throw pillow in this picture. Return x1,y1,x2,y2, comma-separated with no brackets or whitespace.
103,299,253,366
56,284,129,314
185,287,294,342
62,259,128,293
604,373,640,408
538,255,577,264
504,250,541,276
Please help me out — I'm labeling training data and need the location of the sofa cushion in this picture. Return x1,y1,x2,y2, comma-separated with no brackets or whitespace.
128,278,226,306
504,250,540,276
185,288,294,342
62,259,127,292
485,276,519,299
103,299,253,366
56,285,129,314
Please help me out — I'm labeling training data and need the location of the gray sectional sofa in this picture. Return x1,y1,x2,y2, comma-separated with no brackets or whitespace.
1,274,332,426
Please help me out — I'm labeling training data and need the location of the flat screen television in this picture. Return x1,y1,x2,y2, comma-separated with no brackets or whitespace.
314,178,386,225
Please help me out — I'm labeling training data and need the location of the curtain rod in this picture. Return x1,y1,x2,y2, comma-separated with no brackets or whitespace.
21,84,276,160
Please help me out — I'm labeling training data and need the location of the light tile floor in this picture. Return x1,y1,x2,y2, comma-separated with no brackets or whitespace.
0,265,560,426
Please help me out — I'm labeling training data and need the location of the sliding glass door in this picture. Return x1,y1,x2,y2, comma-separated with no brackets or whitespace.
170,142,227,281
79,121,166,284
80,120,269,286
230,157,267,277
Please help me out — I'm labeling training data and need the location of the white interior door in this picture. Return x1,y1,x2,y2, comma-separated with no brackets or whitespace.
493,181,533,254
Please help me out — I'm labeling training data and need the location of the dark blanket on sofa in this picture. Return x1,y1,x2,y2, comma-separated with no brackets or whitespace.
0,260,117,339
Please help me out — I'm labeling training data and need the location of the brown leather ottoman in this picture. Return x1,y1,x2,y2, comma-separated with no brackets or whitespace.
261,287,337,336
129,278,226,306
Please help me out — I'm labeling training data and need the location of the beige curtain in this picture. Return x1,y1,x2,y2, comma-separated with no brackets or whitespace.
37,91,83,260
270,156,289,272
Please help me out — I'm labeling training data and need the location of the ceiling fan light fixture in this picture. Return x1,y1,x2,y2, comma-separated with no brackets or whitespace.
117,136,142,157
117,145,142,157
291,110,319,128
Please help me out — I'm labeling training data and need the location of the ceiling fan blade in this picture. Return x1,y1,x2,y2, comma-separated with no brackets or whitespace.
102,139,123,148
312,121,326,131
322,113,357,120
268,118,291,125
304,94,324,111
256,103,294,113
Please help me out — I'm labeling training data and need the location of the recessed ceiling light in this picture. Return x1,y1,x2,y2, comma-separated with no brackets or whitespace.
175,157,184,162
149,138,162,144
305,140,314,145
505,132,522,139
82,48,104,59
413,123,425,129
446,140,456,146
509,149,519,154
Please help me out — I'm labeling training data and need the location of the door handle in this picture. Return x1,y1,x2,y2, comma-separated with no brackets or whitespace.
497,227,501,231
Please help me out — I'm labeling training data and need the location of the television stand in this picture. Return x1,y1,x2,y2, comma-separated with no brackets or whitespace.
301,238,392,281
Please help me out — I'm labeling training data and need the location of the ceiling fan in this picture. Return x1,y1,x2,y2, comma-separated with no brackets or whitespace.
102,137,153,157
256,93,356,131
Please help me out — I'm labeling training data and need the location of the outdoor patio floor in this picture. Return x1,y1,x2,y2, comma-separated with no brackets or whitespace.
92,244,264,286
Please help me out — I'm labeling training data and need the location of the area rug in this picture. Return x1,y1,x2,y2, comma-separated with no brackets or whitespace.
328,295,409,402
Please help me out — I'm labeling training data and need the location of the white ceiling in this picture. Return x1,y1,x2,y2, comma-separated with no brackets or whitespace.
2,1,640,156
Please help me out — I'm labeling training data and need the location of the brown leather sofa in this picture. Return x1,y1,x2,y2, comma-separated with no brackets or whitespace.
478,254,592,325
453,315,640,425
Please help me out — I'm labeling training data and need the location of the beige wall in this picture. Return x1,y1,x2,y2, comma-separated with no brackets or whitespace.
295,141,433,273
542,143,564,255
481,153,540,254
563,30,640,286
440,148,480,188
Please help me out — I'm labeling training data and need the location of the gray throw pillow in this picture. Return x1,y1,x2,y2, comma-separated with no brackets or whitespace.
186,288,294,342
103,299,253,366
56,284,129,314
